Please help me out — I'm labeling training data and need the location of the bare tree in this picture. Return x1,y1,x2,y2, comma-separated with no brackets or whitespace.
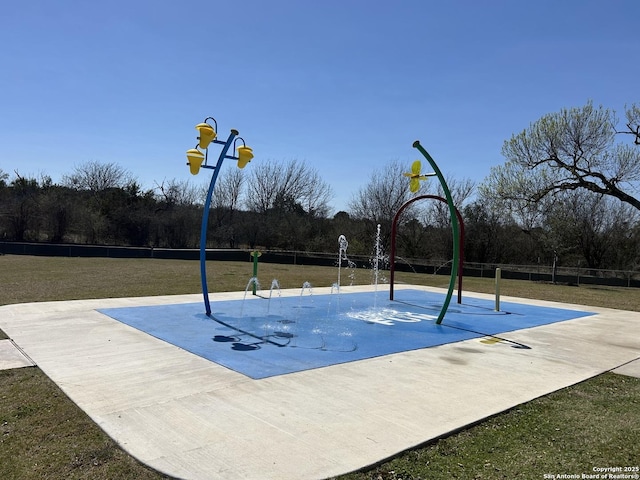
245,161,279,213
298,168,333,218
154,178,202,206
422,176,476,228
207,169,246,248
481,102,640,212
617,103,640,145
245,159,332,216
211,169,244,211
348,159,414,225
479,162,555,232
63,161,135,192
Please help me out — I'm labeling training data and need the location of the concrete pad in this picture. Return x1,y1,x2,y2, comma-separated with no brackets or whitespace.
1,285,639,480
0,339,35,369
612,358,640,378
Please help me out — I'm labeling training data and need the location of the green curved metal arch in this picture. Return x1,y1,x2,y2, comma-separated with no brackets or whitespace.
413,140,460,325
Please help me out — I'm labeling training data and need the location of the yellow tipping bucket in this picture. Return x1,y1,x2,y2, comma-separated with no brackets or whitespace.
195,123,216,149
186,148,205,175
236,145,254,168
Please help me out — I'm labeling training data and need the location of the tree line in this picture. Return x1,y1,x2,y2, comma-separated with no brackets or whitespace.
1,102,639,273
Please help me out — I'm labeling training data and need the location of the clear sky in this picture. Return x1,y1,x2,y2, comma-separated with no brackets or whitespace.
1,0,638,213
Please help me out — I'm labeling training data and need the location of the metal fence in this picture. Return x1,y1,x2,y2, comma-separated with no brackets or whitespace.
461,262,640,288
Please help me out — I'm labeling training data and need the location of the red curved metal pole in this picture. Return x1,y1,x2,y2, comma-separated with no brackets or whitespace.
390,195,465,303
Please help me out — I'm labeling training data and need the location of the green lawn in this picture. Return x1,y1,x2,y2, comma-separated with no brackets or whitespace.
1,255,639,479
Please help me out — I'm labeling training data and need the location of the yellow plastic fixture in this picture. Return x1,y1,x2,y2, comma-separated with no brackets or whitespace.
403,160,429,192
236,145,254,168
186,148,205,175
195,123,216,149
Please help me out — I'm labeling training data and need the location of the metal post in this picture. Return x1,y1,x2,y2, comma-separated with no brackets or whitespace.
200,130,238,316
413,141,460,325
251,251,259,295
390,194,465,304
495,267,501,312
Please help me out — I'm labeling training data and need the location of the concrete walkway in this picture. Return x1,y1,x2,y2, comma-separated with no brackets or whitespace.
1,285,639,480
0,339,35,369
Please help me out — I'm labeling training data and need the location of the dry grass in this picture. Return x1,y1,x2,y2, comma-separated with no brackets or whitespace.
2,254,637,310
0,255,367,306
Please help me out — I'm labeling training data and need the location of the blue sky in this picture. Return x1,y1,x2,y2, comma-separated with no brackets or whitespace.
1,0,638,212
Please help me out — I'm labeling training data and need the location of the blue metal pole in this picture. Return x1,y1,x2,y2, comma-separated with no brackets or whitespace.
200,130,237,315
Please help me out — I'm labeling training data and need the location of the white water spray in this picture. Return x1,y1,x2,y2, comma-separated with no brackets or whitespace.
337,235,349,291
373,224,381,291
267,279,281,314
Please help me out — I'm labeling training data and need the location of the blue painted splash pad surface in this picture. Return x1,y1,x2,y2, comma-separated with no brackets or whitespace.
99,289,595,379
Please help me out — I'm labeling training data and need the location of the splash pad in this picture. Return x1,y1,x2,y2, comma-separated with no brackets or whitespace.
100,286,595,379
113,125,591,379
